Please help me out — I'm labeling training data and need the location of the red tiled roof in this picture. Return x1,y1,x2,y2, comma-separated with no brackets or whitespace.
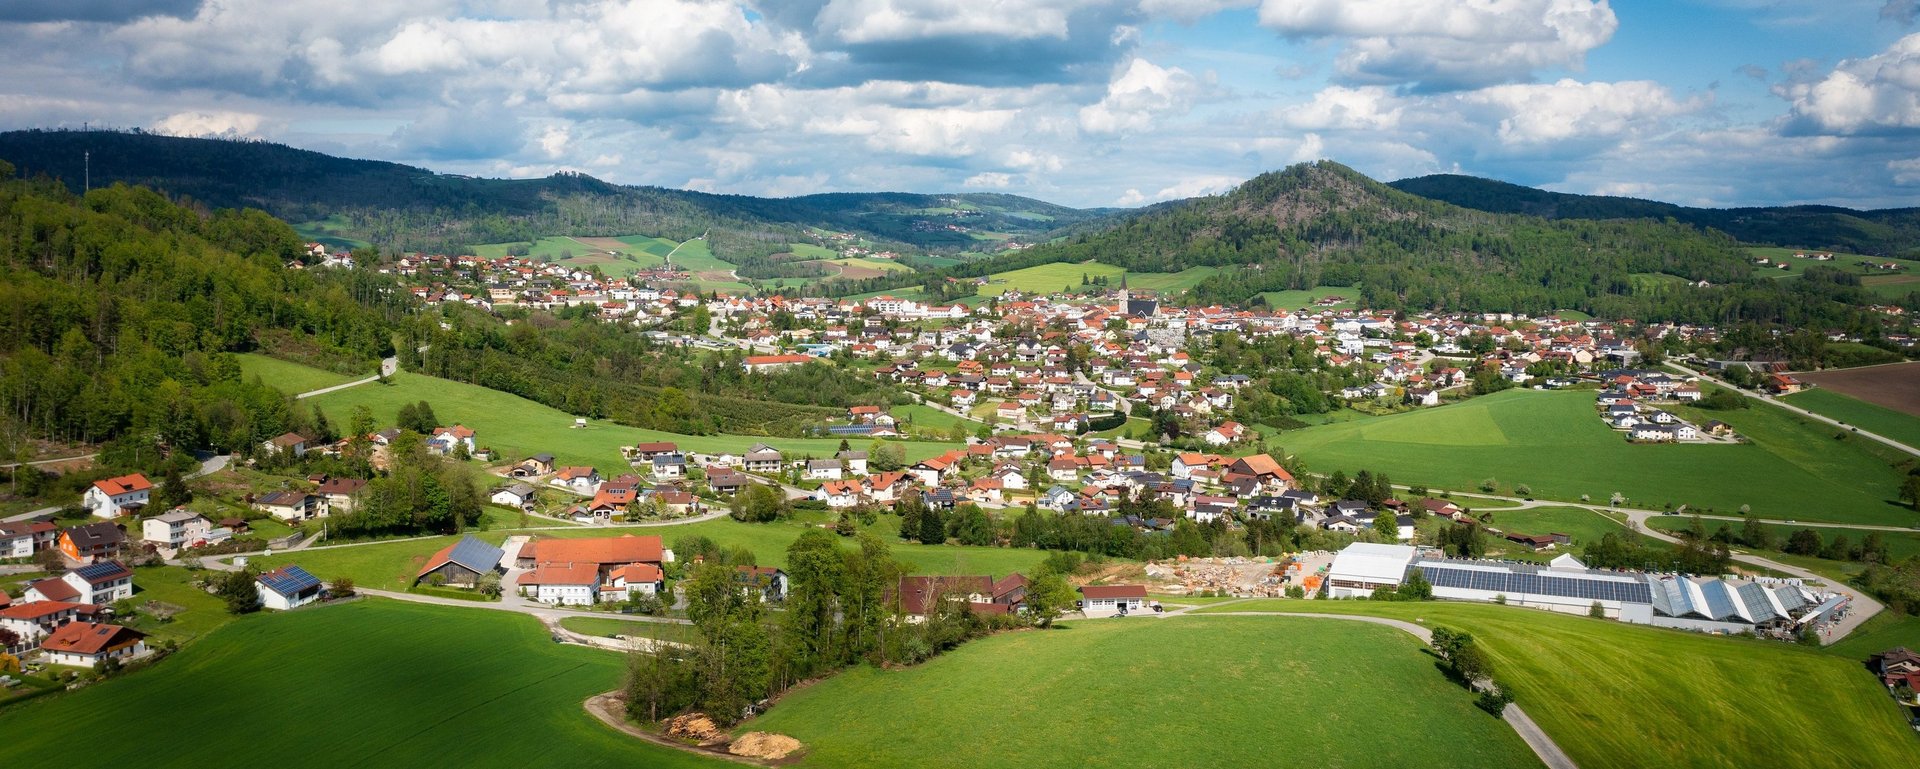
41,621,143,656
0,600,95,620
521,534,663,567
613,563,663,584
520,562,600,586
1078,584,1147,599
92,474,153,496
25,577,80,602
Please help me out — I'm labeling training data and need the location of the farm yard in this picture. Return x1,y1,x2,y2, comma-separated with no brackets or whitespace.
745,615,1540,769
1188,601,1920,769
0,601,722,768
1268,389,1918,526
1792,362,1920,419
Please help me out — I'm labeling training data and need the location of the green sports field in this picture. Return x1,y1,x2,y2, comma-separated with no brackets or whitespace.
1780,388,1920,448
302,367,960,476
1270,389,1917,526
1190,601,1920,769
238,353,364,393
746,616,1540,769
0,600,723,768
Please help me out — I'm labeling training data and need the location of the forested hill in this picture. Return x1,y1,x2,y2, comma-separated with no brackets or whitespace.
0,129,1107,255
880,161,1897,327
1389,173,1920,258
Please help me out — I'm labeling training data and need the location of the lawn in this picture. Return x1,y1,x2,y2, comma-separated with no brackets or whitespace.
238,353,365,392
1781,388,1920,447
1123,266,1219,293
1189,601,1920,769
663,238,736,273
891,403,984,433
787,242,839,260
1820,610,1920,661
304,368,960,476
746,616,1540,769
0,600,726,768
1482,506,1639,551
256,515,1052,592
112,565,241,645
1268,389,1918,526
1258,286,1360,310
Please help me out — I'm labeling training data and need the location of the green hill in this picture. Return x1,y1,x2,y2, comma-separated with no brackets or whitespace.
1390,173,1920,258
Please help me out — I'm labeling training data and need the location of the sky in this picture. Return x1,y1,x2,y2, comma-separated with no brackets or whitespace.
2,1,1919,209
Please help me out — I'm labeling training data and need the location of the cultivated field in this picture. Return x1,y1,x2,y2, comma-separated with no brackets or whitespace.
1271,389,1917,526
0,601,720,768
1190,601,1920,769
301,367,960,476
746,616,1540,769
238,353,363,393
1793,362,1920,419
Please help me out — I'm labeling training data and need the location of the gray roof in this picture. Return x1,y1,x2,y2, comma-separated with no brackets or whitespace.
447,535,505,574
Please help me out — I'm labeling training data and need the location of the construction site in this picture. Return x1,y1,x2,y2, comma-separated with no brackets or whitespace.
1140,552,1337,598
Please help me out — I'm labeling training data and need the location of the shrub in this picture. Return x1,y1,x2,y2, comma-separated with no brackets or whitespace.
330,576,356,598
1475,684,1514,716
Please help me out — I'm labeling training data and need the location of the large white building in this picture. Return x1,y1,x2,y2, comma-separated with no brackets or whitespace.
1326,543,1418,598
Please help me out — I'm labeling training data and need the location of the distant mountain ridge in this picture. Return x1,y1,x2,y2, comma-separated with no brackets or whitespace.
0,129,1112,255
1388,174,1920,257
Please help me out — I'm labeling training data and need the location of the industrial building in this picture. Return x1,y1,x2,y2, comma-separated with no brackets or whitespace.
1325,543,1837,634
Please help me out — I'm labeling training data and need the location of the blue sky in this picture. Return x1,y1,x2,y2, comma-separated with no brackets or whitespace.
2,1,1918,209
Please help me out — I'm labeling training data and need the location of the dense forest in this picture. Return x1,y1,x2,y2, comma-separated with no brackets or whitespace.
0,130,1099,256
1390,174,1920,258
0,162,406,473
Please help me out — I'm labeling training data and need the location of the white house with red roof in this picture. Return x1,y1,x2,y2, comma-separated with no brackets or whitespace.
84,473,152,518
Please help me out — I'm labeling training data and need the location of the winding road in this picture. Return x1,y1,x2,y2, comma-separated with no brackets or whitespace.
1669,360,1920,458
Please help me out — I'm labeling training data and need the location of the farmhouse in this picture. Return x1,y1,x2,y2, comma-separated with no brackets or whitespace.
515,534,668,606
1077,584,1148,617
39,621,148,667
83,474,152,518
415,535,506,588
256,565,324,610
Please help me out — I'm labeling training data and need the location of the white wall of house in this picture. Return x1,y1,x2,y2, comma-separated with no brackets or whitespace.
1081,596,1145,618
526,583,595,606
44,641,147,668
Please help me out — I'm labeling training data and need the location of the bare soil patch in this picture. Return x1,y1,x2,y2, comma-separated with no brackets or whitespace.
1795,362,1920,417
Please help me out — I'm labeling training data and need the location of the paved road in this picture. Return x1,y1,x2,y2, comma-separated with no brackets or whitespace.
294,355,399,399
1669,360,1920,458
0,453,98,470
1181,610,1578,769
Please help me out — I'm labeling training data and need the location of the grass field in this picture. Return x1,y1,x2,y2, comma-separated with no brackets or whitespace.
1793,362,1920,420
1258,286,1360,310
1188,601,1920,769
291,215,372,251
257,514,1050,592
1643,516,1920,563
238,352,366,391
1628,272,1691,292
116,566,242,645
1122,266,1219,293
891,403,984,433
746,616,1539,769
1781,388,1920,446
303,367,960,476
1748,247,1920,299
559,616,702,645
1269,389,1918,526
979,262,1125,295
0,600,723,768
1482,506,1638,551
1820,610,1920,661
786,243,839,260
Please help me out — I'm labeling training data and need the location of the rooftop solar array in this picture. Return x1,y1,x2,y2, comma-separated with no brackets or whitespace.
1413,562,1653,603
448,534,506,573
259,565,322,596
72,561,128,581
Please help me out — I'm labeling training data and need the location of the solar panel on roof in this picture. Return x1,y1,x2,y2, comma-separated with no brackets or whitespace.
259,565,322,595
447,535,505,573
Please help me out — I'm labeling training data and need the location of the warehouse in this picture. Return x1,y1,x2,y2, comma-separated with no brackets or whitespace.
1325,543,1418,598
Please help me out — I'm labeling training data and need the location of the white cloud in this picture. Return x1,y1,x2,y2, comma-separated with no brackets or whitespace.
1078,57,1204,135
150,110,269,138
1461,79,1704,144
1282,85,1402,130
1117,173,1243,205
1781,33,1920,134
1256,0,1618,89
1891,156,1920,183
965,171,1014,187
815,0,1109,43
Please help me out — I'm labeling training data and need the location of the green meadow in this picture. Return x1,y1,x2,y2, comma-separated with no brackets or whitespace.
238,352,365,393
1258,286,1360,310
1190,601,1920,769
977,262,1216,297
1780,388,1920,448
747,616,1539,769
1269,389,1917,526
0,600,723,768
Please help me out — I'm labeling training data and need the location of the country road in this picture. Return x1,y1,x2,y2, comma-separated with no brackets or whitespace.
295,355,399,399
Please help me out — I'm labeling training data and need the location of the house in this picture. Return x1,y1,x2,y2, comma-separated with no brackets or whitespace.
891,574,1028,618
1871,647,1920,689
513,453,557,477
817,479,866,508
0,521,56,558
650,453,688,479
627,442,681,462
1078,584,1148,617
1038,485,1078,512
849,405,882,424
39,621,147,668
1225,454,1293,492
1202,422,1247,446
58,521,126,562
1765,374,1803,395
744,448,784,474
837,450,869,476
1171,453,1222,480
41,561,133,605
517,534,668,605
415,535,506,587
262,432,308,458
256,565,324,610
601,563,665,603
83,474,152,518
706,468,751,496
551,466,601,494
490,483,537,509
0,601,95,652
737,566,789,603
519,562,599,605
742,354,815,372
1418,498,1464,520
255,491,319,522
427,425,478,456
806,459,844,480
315,477,368,515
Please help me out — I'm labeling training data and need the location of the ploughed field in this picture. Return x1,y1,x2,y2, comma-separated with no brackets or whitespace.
1792,362,1920,419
